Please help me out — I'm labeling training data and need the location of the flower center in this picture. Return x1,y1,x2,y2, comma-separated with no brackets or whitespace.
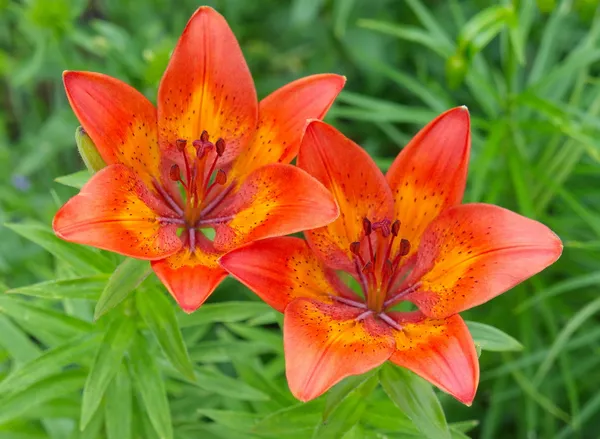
349,217,414,313
155,131,236,252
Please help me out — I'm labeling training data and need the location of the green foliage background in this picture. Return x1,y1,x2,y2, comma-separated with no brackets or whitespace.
1,0,599,438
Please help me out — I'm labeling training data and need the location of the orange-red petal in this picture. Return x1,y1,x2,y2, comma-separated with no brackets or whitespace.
388,312,479,405
53,164,182,260
284,298,395,401
227,74,346,182
152,232,227,313
211,163,339,251
219,237,358,313
63,71,162,188
298,120,394,272
157,6,257,165
386,107,470,260
404,203,563,318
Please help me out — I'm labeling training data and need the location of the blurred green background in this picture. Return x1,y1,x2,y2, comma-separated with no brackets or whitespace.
1,0,600,438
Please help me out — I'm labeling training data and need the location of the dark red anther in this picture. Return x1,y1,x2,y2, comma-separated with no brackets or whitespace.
169,164,181,181
362,261,374,275
215,138,225,157
176,139,187,152
214,169,227,185
200,130,209,143
391,220,400,237
362,218,372,235
399,238,411,256
382,259,393,279
350,241,361,255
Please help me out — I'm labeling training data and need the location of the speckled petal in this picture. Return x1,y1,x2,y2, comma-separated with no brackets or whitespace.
63,71,162,189
219,237,358,313
284,297,395,401
388,312,479,405
298,120,394,273
386,107,470,261
152,232,227,313
211,163,339,251
53,164,182,260
404,203,563,318
227,74,346,182
157,6,257,165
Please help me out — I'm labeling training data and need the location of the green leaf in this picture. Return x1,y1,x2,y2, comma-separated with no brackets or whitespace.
0,296,94,339
323,371,377,420
6,275,109,300
0,315,41,364
0,333,101,393
80,316,136,430
0,370,87,425
466,321,523,352
196,409,260,433
54,170,91,189
136,288,195,380
129,333,173,439
313,373,378,439
177,301,271,328
379,363,451,439
94,258,151,320
5,222,114,275
254,401,324,437
194,367,270,401
105,366,132,439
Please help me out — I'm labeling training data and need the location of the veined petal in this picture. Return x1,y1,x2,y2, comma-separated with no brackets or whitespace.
53,165,182,260
386,107,470,260
405,203,563,318
157,6,257,165
212,163,339,251
152,233,227,313
227,74,346,181
63,71,162,188
388,312,479,405
298,120,394,272
220,237,358,313
284,298,395,402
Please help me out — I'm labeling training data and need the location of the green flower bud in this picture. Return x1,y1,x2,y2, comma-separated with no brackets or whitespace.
75,126,106,173
445,53,468,90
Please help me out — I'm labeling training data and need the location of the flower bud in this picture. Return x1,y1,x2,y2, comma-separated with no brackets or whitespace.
75,126,106,173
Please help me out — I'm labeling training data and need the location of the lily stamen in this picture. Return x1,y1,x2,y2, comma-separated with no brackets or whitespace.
378,312,403,331
195,215,235,227
329,295,368,309
383,282,422,309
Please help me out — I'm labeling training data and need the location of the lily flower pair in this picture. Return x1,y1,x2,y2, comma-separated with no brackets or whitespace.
54,6,562,404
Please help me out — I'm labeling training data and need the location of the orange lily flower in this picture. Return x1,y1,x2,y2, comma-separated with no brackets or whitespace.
53,6,344,312
220,107,563,404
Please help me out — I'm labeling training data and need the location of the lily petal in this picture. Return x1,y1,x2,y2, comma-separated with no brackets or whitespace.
386,107,470,260
212,163,339,251
63,71,162,188
298,120,394,272
152,232,227,313
284,298,395,401
228,74,346,181
53,164,182,260
220,237,358,313
404,203,563,318
388,312,479,405
157,6,257,165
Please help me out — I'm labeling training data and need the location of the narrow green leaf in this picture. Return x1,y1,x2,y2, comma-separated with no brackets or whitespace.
323,371,377,420
81,317,136,430
5,222,114,275
380,363,451,439
0,315,41,364
6,275,109,300
0,333,101,393
105,366,132,439
194,367,269,401
196,409,259,432
94,258,151,320
254,401,324,437
0,296,94,339
129,333,173,439
136,289,195,380
313,374,378,439
0,370,87,425
177,301,271,328
54,170,91,189
466,321,523,352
